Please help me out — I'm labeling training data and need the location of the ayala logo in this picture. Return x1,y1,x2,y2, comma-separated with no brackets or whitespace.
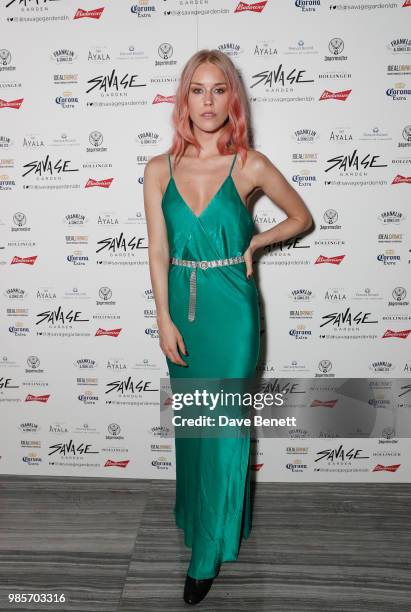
324,288,347,301
391,175,411,184
234,1,268,13
74,7,104,19
152,94,175,104
251,463,264,471
22,134,45,148
96,232,147,253
319,89,351,101
315,255,345,265
25,394,50,403
0,98,23,109
36,306,89,326
49,423,69,434
250,64,314,88
105,459,130,468
372,464,400,472
382,329,411,339
325,149,387,173
95,327,122,337
320,307,378,328
86,68,145,94
85,178,113,188
22,155,79,178
11,255,37,265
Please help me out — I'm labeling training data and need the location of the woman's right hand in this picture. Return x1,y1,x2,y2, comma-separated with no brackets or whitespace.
158,317,188,366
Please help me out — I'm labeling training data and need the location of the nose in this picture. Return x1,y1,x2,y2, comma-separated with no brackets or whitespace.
203,90,213,104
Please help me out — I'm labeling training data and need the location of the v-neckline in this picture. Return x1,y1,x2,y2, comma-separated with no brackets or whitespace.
169,154,236,219
171,175,230,219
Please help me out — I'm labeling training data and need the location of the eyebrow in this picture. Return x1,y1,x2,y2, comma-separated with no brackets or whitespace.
190,81,227,85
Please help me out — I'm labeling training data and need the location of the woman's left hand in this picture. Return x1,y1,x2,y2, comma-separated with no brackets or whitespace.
243,241,258,279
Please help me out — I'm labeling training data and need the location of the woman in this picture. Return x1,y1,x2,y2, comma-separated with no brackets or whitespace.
144,49,312,605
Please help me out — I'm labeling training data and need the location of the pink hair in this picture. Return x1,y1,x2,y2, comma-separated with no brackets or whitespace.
167,49,250,167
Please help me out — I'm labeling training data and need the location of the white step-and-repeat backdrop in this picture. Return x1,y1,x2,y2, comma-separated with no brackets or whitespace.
1,1,410,481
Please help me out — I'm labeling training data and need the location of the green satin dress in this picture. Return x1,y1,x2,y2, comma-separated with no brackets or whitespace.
162,151,260,579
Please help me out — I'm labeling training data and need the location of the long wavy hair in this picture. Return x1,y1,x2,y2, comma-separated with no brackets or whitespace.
167,49,250,167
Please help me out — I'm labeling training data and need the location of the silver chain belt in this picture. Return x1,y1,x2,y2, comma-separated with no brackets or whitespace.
170,255,245,322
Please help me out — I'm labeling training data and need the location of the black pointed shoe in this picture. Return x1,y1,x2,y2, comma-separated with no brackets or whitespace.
183,573,214,605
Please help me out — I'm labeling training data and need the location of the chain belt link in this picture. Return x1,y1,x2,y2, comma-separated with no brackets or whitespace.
170,255,245,322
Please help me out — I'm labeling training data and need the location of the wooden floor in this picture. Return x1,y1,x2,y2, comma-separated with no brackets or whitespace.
0,476,410,611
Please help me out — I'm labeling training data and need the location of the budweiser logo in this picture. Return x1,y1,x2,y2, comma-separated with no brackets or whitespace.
311,399,338,407
234,1,268,12
104,459,130,468
25,394,50,403
315,255,345,265
11,256,37,265
319,90,352,101
0,98,24,109
372,464,400,472
152,94,175,104
382,329,411,339
85,178,114,188
74,8,104,19
95,328,122,337
392,175,411,184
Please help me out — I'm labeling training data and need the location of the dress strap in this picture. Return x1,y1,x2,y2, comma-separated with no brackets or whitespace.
167,154,173,178
228,152,237,176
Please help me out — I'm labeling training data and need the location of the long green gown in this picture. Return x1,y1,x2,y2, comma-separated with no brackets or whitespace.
162,151,260,579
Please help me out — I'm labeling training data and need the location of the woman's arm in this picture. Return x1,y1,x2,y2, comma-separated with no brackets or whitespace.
248,150,313,253
143,156,188,366
143,156,172,324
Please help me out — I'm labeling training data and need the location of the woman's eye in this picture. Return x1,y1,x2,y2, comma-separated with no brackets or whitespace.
191,88,226,94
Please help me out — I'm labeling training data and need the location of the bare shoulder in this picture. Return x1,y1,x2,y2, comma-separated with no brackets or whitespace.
144,152,169,180
144,153,171,199
243,149,274,173
242,149,283,190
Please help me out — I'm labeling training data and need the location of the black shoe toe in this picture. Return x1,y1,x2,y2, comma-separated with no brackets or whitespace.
183,574,214,605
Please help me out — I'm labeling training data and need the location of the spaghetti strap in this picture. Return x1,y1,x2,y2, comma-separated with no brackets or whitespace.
229,152,237,176
167,153,173,178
